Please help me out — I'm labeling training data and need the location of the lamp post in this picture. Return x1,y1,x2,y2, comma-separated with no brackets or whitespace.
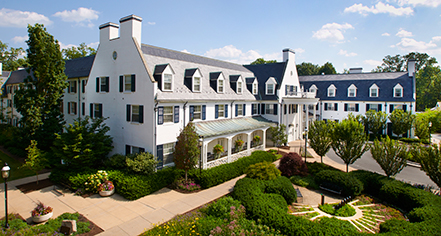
429,122,432,144
2,163,10,229
304,127,308,163
198,137,203,175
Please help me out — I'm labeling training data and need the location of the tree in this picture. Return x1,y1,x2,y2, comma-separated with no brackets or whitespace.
415,65,441,111
51,117,113,170
308,120,333,163
268,124,288,150
22,140,47,184
362,110,388,138
389,109,415,138
173,122,200,181
331,115,370,172
14,24,68,150
414,114,431,141
296,62,320,76
373,52,437,73
62,42,96,60
0,40,29,71
412,144,441,188
318,62,337,75
370,136,407,178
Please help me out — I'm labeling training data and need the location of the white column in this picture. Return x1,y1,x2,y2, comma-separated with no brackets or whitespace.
203,143,208,169
305,104,309,133
227,137,232,163
262,129,267,149
247,132,252,155
313,104,317,121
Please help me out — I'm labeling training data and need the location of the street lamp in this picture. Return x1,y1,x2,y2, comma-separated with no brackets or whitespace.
198,137,203,174
2,163,10,229
429,122,433,144
304,127,308,163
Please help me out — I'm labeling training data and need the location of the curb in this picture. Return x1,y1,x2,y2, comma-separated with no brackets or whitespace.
406,160,421,168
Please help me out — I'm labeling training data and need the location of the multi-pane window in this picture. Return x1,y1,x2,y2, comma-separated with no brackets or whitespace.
100,77,108,92
68,102,77,115
325,103,338,111
252,104,258,115
328,88,335,97
125,75,132,91
218,80,224,93
348,104,357,112
267,84,274,94
163,143,174,165
132,105,140,122
6,86,12,94
94,104,102,118
394,88,402,97
370,88,378,97
348,88,356,97
194,77,201,92
163,106,173,123
69,81,77,93
237,81,242,94
193,105,202,120
265,104,274,114
163,74,172,91
218,104,225,117
253,83,258,94
237,104,243,116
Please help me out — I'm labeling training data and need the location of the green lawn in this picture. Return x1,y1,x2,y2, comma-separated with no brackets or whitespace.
0,150,35,183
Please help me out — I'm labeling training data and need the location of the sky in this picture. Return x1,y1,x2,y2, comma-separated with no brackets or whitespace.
1,0,441,73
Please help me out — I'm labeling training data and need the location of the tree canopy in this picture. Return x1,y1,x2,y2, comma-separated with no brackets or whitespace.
0,40,29,71
173,122,200,181
373,52,437,73
296,62,337,76
308,120,333,163
412,144,441,188
362,110,388,139
250,58,277,65
62,42,96,60
370,136,407,178
415,65,441,111
389,109,415,138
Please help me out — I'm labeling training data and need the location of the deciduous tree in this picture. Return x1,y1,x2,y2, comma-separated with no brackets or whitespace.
296,62,320,76
269,124,288,150
372,52,437,73
389,109,415,138
62,42,96,60
318,62,337,75
250,58,277,65
22,140,47,184
308,120,333,163
173,122,200,181
362,110,388,138
412,144,441,188
415,65,441,111
0,40,29,71
370,136,407,178
414,114,431,141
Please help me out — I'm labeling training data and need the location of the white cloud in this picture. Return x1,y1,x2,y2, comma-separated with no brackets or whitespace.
11,35,28,44
58,42,77,50
181,49,190,54
344,2,413,16
382,32,391,36
364,59,383,66
87,42,99,49
0,8,52,27
432,36,441,41
397,0,441,7
147,22,156,25
295,48,305,54
53,7,98,27
338,49,357,57
312,23,354,43
204,45,263,64
396,28,413,37
394,37,438,52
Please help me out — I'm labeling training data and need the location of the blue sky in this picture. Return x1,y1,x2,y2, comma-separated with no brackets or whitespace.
1,0,440,72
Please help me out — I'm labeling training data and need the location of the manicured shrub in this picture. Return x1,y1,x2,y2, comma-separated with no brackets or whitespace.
290,175,319,189
278,152,308,177
265,176,297,204
314,170,363,197
104,153,127,169
318,203,356,217
245,161,281,180
306,161,340,175
125,152,158,175
202,196,245,221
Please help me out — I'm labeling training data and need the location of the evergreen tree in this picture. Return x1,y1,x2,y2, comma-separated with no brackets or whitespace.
173,122,200,181
14,24,68,150
389,109,415,138
362,110,388,138
370,136,407,178
308,120,333,163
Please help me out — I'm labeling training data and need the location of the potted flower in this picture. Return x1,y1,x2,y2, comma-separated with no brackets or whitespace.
98,180,115,197
31,202,53,223
213,144,224,159
235,139,244,151
84,170,109,193
253,135,261,146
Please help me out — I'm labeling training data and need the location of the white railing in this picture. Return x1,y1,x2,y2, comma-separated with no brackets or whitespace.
285,91,316,98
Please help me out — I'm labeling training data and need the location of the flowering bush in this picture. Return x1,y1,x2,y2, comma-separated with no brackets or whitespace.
253,135,261,145
213,144,224,156
98,180,115,192
175,178,201,192
31,202,53,217
84,170,108,193
235,139,244,151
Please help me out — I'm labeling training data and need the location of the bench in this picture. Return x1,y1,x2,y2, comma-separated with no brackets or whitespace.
319,183,342,195
295,188,303,203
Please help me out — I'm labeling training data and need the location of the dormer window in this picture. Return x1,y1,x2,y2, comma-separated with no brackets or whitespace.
211,72,225,94
237,81,242,94
163,74,172,91
370,84,379,97
394,84,403,97
348,84,357,97
184,68,202,93
267,84,274,94
193,77,201,92
154,64,175,92
252,82,258,95
229,75,243,94
265,77,277,95
218,79,224,93
327,84,336,97
309,84,317,94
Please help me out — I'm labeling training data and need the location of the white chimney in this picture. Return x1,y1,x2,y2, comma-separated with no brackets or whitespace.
99,22,119,44
408,59,416,77
349,68,362,74
119,14,142,45
283,48,295,62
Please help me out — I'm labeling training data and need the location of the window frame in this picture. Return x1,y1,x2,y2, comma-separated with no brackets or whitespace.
94,103,101,118
252,82,258,95
132,105,140,123
124,75,132,92
218,79,224,93
163,106,174,123
370,88,378,97
193,105,202,120
266,84,274,95
237,104,243,116
100,77,108,92
218,104,225,117
163,73,173,91
265,104,274,114
193,76,201,92
163,142,175,165
68,101,77,115
394,88,403,97
69,81,77,93
237,81,242,94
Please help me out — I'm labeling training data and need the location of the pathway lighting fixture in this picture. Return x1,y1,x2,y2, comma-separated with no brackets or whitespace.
2,163,10,228
198,137,203,174
429,122,432,144
304,127,308,163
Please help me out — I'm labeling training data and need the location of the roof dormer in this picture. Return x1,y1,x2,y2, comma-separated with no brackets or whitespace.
230,75,243,94
265,77,277,95
393,83,403,97
246,77,258,95
309,84,317,94
348,84,357,97
369,84,379,97
184,68,203,92
210,72,225,93
327,84,336,97
154,64,175,92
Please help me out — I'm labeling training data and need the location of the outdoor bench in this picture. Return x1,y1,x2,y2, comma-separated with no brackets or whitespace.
295,188,303,203
319,183,342,195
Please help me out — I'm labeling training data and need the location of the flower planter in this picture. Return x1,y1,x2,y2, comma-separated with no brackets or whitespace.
32,212,53,223
99,188,115,197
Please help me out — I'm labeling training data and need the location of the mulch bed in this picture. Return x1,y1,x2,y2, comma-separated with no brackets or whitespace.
16,178,55,194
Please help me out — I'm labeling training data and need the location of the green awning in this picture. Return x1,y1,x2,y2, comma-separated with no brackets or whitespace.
194,116,275,138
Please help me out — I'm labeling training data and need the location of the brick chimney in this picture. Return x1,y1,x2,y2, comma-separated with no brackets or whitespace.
408,59,416,77
99,22,119,44
119,14,142,45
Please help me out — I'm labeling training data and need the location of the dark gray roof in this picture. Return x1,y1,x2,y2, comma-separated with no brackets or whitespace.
246,77,256,84
299,72,415,102
244,62,287,100
5,69,31,85
209,72,222,80
141,44,251,72
154,64,168,74
229,75,240,83
184,68,198,78
1,71,10,78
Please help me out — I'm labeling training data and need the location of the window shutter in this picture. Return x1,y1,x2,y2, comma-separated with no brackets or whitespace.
119,76,124,92
335,103,338,111
355,104,359,112
73,81,77,93
235,104,238,117
225,104,228,118
324,103,328,111
273,104,277,115
140,148,145,153
67,82,70,93
158,106,164,125
258,104,261,114
174,106,179,123
131,74,136,92
68,102,71,114
96,77,99,92
284,104,287,115
82,102,85,116
98,104,103,118
90,103,93,117
202,105,206,120
344,104,348,111
251,104,255,115
403,105,407,112
105,77,109,92
379,104,382,111
261,104,265,114
215,105,219,119
389,105,394,113
139,105,144,123
366,104,370,111
74,103,77,114
126,145,131,155
156,145,163,168
243,104,246,116
82,80,85,93
127,104,131,122
190,106,194,121
285,85,289,95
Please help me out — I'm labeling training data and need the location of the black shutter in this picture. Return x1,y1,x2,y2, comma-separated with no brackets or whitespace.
235,104,238,117
67,102,71,114
379,104,382,111
73,81,77,93
344,104,348,112
324,103,328,111
366,104,370,111
156,145,163,168
390,105,394,113
174,106,179,123
284,104,287,115
285,85,289,95
82,80,85,93
215,105,219,119
355,104,359,112
67,82,70,93
98,104,103,118
119,75,124,92
139,105,144,123
225,104,228,118
403,105,407,111
273,104,278,115
258,104,261,114
190,106,194,121
202,105,206,120
127,104,131,122
158,106,164,125
243,104,246,116
105,77,109,92
82,102,85,116
140,148,145,153
126,145,131,155
251,104,255,115
96,77,99,92
261,104,265,114
335,103,338,111
131,74,136,92
90,103,93,117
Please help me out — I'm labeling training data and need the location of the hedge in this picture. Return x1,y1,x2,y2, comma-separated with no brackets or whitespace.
314,170,363,197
